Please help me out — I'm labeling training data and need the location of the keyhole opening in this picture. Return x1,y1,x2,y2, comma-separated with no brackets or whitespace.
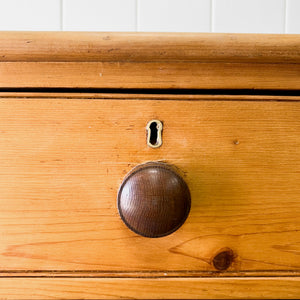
149,122,158,146
146,120,163,148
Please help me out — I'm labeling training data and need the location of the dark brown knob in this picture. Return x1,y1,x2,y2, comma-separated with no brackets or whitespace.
117,162,191,238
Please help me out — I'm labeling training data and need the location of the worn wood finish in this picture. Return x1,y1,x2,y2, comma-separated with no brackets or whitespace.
0,94,299,275
1,61,299,90
0,32,299,63
1,277,300,299
118,162,191,238
0,32,299,89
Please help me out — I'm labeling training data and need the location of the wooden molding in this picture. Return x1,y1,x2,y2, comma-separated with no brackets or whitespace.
0,32,299,90
0,32,299,63
1,277,300,299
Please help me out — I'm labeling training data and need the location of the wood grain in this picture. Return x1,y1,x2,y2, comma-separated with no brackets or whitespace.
1,31,300,299
1,61,299,90
118,162,191,238
0,32,299,63
0,277,300,299
0,94,299,274
1,93,300,101
0,32,299,89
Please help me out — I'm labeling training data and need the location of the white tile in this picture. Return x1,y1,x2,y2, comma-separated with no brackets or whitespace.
63,0,136,31
0,0,61,31
213,0,285,33
286,0,300,33
138,0,211,32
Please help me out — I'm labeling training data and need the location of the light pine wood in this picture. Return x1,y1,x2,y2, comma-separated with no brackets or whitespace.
1,61,299,89
0,32,299,63
0,32,299,89
1,277,300,299
0,94,299,275
1,31,300,299
1,92,300,101
0,270,298,277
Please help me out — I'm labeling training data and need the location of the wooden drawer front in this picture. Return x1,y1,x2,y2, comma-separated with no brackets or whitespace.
0,94,299,275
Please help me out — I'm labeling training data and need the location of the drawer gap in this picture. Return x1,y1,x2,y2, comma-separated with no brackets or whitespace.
0,88,300,97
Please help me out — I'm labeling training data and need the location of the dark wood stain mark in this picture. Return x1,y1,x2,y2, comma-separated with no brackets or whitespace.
213,249,235,271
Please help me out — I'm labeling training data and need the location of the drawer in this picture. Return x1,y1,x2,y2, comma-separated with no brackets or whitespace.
0,93,299,276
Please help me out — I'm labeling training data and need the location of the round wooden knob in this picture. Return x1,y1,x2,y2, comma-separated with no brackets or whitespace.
117,162,191,238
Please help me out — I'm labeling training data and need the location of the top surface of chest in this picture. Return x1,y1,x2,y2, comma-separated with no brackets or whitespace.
0,31,299,90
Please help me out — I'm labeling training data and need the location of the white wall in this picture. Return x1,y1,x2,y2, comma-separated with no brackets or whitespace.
0,0,299,33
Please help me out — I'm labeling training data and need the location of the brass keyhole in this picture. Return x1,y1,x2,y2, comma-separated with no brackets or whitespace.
146,120,163,148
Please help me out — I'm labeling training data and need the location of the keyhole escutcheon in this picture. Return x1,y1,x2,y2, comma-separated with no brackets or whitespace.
146,120,163,148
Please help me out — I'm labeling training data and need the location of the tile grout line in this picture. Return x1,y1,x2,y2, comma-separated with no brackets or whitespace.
284,0,287,33
136,0,139,32
60,0,64,31
210,0,214,32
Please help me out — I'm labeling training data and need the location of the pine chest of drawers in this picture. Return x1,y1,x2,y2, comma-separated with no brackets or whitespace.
0,32,299,299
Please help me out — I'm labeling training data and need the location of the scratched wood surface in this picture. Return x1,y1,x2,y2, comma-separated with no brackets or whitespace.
0,94,299,275
0,32,299,89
